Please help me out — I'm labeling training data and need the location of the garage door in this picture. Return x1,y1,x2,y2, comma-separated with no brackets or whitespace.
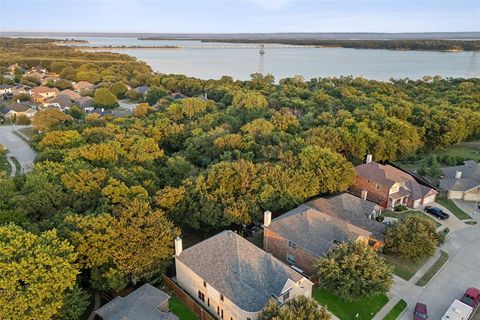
448,191,464,200
423,195,436,205
463,192,480,201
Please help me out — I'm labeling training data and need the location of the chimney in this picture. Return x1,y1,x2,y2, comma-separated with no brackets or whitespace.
455,170,462,179
361,190,368,201
174,237,182,256
366,154,373,164
264,210,272,227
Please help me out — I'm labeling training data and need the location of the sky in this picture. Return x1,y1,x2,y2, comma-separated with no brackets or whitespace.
0,0,479,33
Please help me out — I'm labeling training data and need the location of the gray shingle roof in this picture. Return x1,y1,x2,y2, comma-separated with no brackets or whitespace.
95,283,177,320
307,193,386,240
440,160,480,192
176,230,304,312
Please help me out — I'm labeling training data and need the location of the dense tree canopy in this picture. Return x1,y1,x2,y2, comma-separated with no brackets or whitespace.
259,296,331,320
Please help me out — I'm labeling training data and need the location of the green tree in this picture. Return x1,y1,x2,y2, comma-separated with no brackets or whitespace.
259,296,331,320
315,242,393,300
0,225,78,320
145,86,168,106
54,285,91,320
93,88,118,109
384,216,439,261
111,82,128,99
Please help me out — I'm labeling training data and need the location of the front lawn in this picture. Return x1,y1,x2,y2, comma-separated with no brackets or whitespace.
383,299,407,320
415,250,449,286
436,197,471,220
169,296,198,320
383,253,430,280
382,210,441,228
312,287,388,320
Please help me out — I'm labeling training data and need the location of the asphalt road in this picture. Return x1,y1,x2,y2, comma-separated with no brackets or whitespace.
398,225,480,320
0,125,37,173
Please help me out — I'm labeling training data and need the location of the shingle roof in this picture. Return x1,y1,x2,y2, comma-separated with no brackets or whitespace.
45,95,72,109
74,81,95,91
355,162,436,200
0,84,14,89
9,102,31,112
30,86,59,95
59,89,81,101
134,86,150,94
307,193,386,239
95,283,177,320
76,96,94,109
440,160,480,192
176,230,304,312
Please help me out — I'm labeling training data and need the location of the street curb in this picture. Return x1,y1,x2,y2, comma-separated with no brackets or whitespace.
415,250,450,288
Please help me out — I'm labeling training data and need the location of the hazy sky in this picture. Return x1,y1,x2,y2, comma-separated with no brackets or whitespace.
1,0,479,33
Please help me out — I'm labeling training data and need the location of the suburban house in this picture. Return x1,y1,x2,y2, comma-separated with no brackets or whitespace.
263,193,386,276
174,230,313,320
440,160,480,201
25,65,48,79
11,85,31,96
73,81,95,92
43,95,72,110
4,102,37,119
134,85,150,95
58,89,81,101
76,96,95,112
8,63,23,75
350,155,437,209
29,86,59,102
95,283,178,320
0,84,14,94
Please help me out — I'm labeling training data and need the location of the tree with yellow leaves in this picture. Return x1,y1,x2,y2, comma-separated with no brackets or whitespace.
0,225,78,320
31,108,73,132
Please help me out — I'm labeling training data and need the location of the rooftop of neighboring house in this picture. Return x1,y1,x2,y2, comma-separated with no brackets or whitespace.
30,86,59,95
73,81,95,90
440,160,480,192
76,96,94,109
307,193,386,239
45,95,72,109
28,65,48,73
59,89,81,101
9,102,34,113
0,84,14,89
176,230,306,312
355,160,436,200
134,85,150,94
95,283,177,320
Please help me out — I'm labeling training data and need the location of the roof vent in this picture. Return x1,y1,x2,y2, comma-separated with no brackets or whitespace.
455,170,462,179
366,154,373,164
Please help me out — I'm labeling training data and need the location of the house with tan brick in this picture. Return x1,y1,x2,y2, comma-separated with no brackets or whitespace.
174,230,313,320
440,160,480,201
29,86,59,103
350,155,437,209
263,193,385,276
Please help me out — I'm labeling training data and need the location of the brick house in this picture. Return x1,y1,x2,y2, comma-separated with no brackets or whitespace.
263,193,385,276
175,230,313,320
350,155,437,209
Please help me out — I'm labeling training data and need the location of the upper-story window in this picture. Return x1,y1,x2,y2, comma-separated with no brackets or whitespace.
220,294,224,301
203,280,207,287
288,241,296,249
283,291,290,301
287,253,296,264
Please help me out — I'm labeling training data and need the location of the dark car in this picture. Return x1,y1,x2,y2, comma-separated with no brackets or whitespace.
424,206,449,220
414,303,428,319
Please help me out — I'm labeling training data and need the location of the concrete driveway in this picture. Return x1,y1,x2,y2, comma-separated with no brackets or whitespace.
396,225,480,319
0,125,37,173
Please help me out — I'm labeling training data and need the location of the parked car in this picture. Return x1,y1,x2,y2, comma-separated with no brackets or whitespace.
414,303,428,319
460,287,480,308
424,206,449,220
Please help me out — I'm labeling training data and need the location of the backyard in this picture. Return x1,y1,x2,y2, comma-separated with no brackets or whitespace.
313,287,388,320
169,296,199,320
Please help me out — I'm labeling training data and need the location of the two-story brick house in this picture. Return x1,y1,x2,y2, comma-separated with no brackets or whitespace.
350,155,437,209
263,193,386,276
174,230,313,320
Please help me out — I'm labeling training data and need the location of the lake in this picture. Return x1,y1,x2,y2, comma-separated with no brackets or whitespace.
53,36,478,81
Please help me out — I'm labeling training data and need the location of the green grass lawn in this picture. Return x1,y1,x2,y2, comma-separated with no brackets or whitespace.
382,209,441,228
383,253,430,280
312,287,388,320
416,250,449,286
247,231,264,249
169,296,199,320
435,144,480,161
436,197,471,220
383,299,407,320
18,127,34,140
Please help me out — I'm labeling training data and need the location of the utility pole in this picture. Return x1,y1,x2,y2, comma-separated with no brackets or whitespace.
258,44,265,74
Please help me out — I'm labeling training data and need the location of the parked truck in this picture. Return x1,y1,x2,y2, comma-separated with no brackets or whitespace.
442,288,480,320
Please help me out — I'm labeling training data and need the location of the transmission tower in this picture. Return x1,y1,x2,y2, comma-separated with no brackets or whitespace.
258,44,265,74
465,50,478,78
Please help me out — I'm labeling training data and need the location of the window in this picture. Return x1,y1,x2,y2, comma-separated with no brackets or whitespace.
197,290,205,302
220,294,224,301
283,291,290,301
217,306,220,315
288,241,296,249
207,298,210,306
203,280,207,287
287,253,296,264
221,309,224,319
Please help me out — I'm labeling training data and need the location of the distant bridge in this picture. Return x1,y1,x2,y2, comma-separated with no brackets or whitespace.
82,44,317,50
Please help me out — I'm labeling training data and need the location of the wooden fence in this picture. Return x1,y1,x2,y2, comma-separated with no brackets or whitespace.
163,275,216,320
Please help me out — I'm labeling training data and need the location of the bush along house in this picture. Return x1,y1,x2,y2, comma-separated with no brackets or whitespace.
350,155,437,209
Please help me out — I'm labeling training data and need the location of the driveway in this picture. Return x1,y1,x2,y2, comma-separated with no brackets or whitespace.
395,225,480,319
0,125,37,173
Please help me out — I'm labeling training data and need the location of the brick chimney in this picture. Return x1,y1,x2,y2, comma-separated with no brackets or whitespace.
264,210,272,227
455,170,462,179
366,154,373,164
174,237,182,256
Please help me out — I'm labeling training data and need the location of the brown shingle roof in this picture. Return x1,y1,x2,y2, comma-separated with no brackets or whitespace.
30,86,59,95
